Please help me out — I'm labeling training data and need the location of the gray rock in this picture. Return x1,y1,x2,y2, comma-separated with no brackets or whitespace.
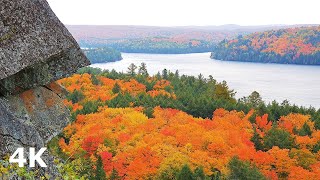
0,86,70,178
0,0,91,178
0,0,90,95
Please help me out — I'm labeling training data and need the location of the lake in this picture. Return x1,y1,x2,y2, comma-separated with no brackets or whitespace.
91,52,320,108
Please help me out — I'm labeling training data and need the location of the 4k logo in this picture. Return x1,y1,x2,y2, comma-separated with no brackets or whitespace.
9,148,47,167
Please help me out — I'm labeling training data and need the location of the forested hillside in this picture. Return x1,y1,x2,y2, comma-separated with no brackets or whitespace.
211,26,320,65
48,66,320,179
81,38,216,54
68,25,306,54
83,47,122,64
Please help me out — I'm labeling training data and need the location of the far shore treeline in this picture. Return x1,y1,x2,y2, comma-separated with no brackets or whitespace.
211,26,320,65
83,47,123,64
81,26,320,65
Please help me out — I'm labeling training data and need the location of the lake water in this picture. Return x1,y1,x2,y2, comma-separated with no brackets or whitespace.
91,52,320,108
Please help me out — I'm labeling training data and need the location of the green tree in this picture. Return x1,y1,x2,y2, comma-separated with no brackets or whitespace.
248,91,263,107
296,122,312,136
138,62,148,76
77,101,100,115
109,168,120,180
174,70,180,79
91,74,101,85
213,81,236,103
67,90,84,103
228,156,266,180
77,67,102,75
251,129,264,151
193,167,206,180
94,156,106,180
263,128,295,150
162,69,168,79
312,141,320,153
177,164,194,180
112,82,121,94
313,114,320,130
156,72,161,79
143,107,154,118
127,63,137,76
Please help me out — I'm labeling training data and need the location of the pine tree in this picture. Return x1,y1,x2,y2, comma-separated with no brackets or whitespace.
177,164,194,180
193,167,206,180
228,156,266,180
174,70,180,79
127,63,137,76
112,82,121,94
162,69,168,79
67,90,84,103
248,91,263,108
91,74,101,85
263,128,295,150
251,129,264,151
138,62,148,76
110,168,120,180
297,122,312,136
94,156,106,180
156,72,161,79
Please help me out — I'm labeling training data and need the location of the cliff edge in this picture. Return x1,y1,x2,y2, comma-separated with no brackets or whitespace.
0,0,90,178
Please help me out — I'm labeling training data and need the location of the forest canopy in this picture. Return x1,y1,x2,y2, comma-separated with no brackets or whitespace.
45,65,320,179
211,26,320,65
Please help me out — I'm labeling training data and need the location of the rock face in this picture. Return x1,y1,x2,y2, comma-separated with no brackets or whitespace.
0,0,90,178
0,85,70,177
0,0,89,95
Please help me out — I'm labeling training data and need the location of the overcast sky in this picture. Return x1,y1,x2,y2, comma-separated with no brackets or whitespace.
47,0,319,26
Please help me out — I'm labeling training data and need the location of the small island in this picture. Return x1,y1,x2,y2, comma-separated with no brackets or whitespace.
83,47,123,64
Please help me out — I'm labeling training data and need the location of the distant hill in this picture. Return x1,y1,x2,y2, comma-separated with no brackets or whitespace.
211,26,320,65
66,25,312,54
83,47,122,64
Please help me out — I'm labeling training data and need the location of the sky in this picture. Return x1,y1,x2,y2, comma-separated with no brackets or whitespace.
47,0,319,26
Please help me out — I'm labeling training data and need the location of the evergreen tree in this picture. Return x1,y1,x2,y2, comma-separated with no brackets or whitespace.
208,75,216,85
143,107,154,118
198,73,204,81
228,156,266,180
77,101,100,115
162,69,168,79
109,168,120,180
174,70,180,79
248,91,263,108
263,128,296,150
94,156,106,180
251,129,264,151
312,141,320,153
112,82,121,94
193,167,206,180
297,122,312,136
67,90,84,103
177,164,194,180
138,62,148,76
91,74,101,85
127,63,137,76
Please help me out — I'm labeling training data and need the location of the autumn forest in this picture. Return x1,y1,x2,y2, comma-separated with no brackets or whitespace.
48,63,320,179
211,26,320,65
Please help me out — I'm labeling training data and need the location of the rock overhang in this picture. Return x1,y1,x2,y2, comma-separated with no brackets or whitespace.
0,0,90,95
